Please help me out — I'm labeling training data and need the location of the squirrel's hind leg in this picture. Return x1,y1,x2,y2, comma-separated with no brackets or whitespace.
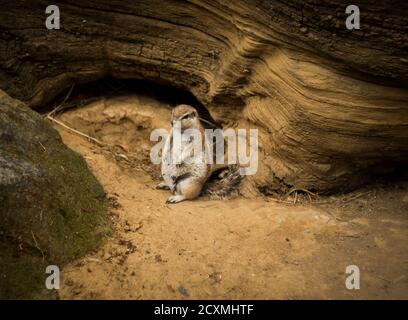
166,178,204,204
166,194,186,203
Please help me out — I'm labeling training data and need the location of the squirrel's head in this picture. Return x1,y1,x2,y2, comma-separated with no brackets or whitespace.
171,104,200,130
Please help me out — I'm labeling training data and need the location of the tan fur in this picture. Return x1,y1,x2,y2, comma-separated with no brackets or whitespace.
161,104,212,203
160,104,242,203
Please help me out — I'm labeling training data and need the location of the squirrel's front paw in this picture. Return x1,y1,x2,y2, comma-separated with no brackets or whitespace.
156,182,170,190
165,195,186,204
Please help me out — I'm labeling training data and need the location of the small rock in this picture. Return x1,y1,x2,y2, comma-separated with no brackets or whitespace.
178,286,189,297
66,279,74,286
73,288,82,295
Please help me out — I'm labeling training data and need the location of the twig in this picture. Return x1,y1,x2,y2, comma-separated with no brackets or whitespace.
31,231,45,263
199,117,219,128
281,187,317,203
286,188,317,197
266,197,295,205
86,257,102,263
38,141,46,152
47,116,133,170
372,274,393,284
46,84,74,118
341,191,370,203
46,115,106,147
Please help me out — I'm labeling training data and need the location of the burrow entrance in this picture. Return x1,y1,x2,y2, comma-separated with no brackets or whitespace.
40,77,226,185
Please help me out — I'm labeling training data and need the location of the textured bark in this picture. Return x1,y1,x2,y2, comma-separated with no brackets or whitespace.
0,0,407,193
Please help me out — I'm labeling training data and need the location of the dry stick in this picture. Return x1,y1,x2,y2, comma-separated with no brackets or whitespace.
284,187,317,203
372,274,393,284
287,188,317,197
38,141,47,152
46,84,75,118
46,115,129,156
31,231,45,263
46,115,107,147
341,191,370,203
272,187,369,207
266,197,294,205
199,117,219,128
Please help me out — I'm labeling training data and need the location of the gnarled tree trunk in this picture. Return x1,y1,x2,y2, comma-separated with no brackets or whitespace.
0,0,407,193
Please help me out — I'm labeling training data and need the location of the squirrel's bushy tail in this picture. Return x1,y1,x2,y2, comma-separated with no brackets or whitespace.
202,165,242,199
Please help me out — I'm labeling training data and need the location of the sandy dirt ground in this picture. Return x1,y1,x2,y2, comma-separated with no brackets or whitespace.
44,95,408,300
51,124,408,300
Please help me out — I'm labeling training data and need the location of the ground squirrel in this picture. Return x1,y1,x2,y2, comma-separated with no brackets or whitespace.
157,104,241,203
